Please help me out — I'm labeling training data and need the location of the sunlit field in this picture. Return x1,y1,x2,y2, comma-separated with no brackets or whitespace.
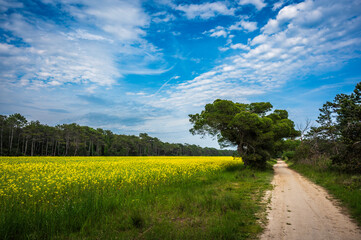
0,156,239,206
0,156,272,239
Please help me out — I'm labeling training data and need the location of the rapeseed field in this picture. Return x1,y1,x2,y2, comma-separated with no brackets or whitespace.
0,156,240,207
0,156,273,240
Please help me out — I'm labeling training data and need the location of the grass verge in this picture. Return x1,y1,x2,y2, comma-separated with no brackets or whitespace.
60,165,273,239
289,163,361,226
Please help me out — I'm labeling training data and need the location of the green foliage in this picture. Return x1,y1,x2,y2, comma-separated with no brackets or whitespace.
0,114,235,157
282,151,295,161
189,99,299,168
275,139,300,158
297,82,361,172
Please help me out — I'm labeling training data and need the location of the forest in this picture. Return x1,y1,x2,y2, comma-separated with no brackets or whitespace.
0,115,235,157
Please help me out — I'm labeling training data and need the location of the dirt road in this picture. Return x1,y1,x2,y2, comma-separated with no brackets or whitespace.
260,160,361,240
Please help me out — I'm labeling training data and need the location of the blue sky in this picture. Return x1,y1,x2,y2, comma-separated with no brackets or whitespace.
1,0,361,148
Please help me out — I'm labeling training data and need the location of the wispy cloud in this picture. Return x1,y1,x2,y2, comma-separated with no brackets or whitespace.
152,11,176,23
229,43,250,50
238,0,267,11
62,0,149,42
0,0,166,90
174,2,236,20
229,20,258,32
154,75,180,95
272,0,287,11
204,26,228,38
206,19,258,39
0,0,23,12
140,0,361,114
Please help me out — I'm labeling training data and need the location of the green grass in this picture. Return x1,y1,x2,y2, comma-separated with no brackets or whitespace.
63,165,273,240
267,158,278,166
290,163,361,226
1,160,273,239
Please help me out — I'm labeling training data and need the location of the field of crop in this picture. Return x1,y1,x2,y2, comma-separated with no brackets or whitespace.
0,156,272,239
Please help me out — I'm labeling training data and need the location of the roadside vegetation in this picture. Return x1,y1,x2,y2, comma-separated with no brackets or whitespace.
283,82,361,225
0,156,273,239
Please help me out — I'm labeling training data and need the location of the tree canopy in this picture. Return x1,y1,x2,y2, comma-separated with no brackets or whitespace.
301,82,361,172
189,99,299,168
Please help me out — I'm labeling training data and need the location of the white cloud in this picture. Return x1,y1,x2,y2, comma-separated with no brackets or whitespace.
206,19,258,41
152,11,176,23
272,0,287,11
175,2,235,19
71,1,149,42
67,29,111,42
262,0,318,34
229,20,258,32
0,0,23,12
207,19,259,38
239,0,266,11
205,26,228,38
126,91,147,96
0,13,120,87
211,29,228,38
230,43,250,50
219,46,230,51
0,0,166,89
250,34,267,45
136,0,361,117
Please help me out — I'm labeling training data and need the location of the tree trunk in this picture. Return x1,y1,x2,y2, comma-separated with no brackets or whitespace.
57,141,61,156
9,127,14,154
24,139,28,155
53,140,57,156
0,128,3,155
65,138,69,156
237,144,247,165
237,144,243,156
22,136,25,155
88,141,92,156
74,140,78,156
16,133,20,155
31,139,34,156
45,140,48,156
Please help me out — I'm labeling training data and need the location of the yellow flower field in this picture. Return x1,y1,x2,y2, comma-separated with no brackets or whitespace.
0,156,242,207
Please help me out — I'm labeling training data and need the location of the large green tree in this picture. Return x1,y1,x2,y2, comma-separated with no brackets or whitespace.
313,82,361,171
189,99,299,168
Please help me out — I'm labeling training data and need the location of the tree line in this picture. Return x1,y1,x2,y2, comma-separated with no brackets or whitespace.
292,82,361,173
0,115,235,157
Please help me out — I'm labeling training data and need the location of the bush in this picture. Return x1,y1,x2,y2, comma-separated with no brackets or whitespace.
332,145,361,173
282,151,295,161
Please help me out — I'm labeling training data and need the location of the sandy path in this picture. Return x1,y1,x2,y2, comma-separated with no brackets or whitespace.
260,160,361,240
